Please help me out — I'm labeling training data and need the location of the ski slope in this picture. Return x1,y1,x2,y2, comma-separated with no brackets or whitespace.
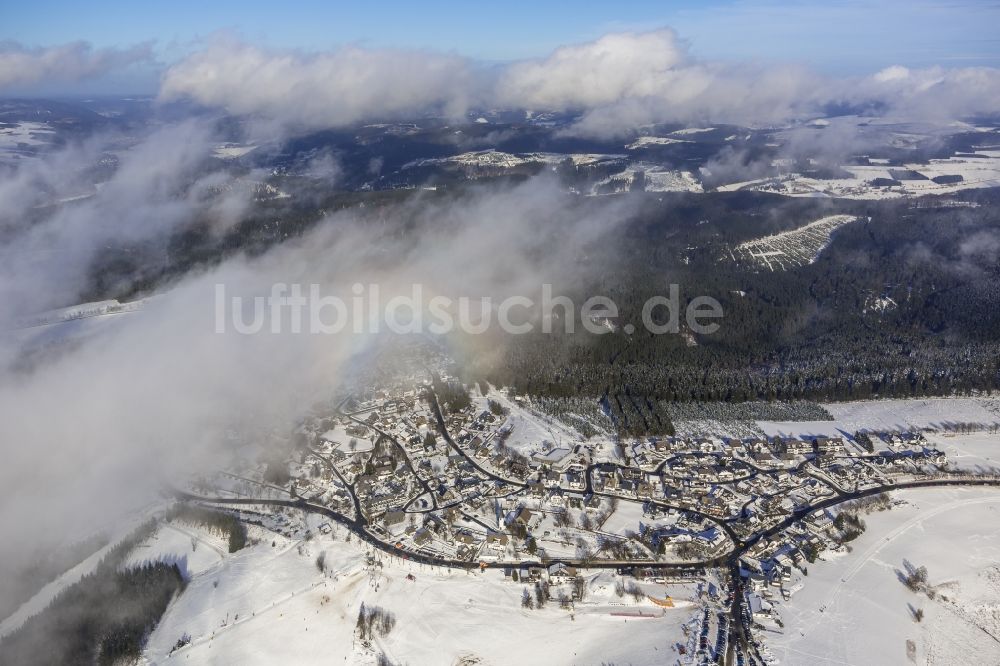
142,519,697,665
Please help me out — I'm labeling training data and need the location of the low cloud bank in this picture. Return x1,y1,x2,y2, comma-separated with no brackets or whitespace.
0,41,153,90
159,36,475,130
158,29,1000,137
0,119,635,616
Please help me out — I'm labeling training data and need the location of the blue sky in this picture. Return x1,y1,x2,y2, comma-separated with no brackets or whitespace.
3,0,1000,93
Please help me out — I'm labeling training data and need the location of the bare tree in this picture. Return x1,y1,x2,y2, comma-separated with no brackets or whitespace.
572,577,588,601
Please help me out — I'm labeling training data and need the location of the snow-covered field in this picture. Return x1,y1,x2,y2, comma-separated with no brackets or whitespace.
125,523,227,579
143,517,696,665
926,432,1000,474
404,150,626,171
0,121,54,148
625,136,691,149
320,424,375,453
600,500,648,535
670,128,716,136
638,167,703,193
717,151,1000,200
766,487,1000,665
484,392,622,463
758,397,1000,438
487,394,582,456
213,144,258,160
12,298,147,329
424,149,538,169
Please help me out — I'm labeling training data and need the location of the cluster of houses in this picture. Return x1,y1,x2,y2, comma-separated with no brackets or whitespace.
274,370,957,579
503,562,579,586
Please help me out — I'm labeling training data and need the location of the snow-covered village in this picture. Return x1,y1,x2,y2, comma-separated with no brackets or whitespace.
10,341,987,665
7,3,1000,665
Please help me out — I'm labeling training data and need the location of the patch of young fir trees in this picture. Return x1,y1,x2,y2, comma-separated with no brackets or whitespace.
833,511,867,543
165,503,248,552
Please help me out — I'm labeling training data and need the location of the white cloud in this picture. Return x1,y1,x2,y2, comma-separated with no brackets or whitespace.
159,37,474,130
873,65,911,83
0,41,153,91
155,29,1000,138
0,166,637,608
0,120,272,319
853,65,1000,120
499,30,1000,135
495,29,688,110
564,60,822,137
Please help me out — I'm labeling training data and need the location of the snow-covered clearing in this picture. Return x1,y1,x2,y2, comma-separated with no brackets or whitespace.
670,128,716,136
213,144,258,159
927,432,1000,474
144,520,696,665
405,150,625,171
731,215,858,271
321,424,375,453
625,136,690,149
588,166,702,195
717,151,1000,200
124,523,227,579
767,487,1000,665
642,167,703,193
0,121,54,148
14,298,146,329
488,393,583,456
601,501,648,536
